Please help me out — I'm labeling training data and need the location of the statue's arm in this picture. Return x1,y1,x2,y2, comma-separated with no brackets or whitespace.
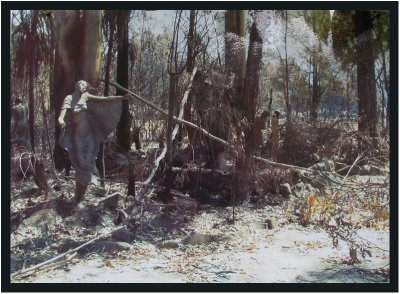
86,93,132,101
58,109,67,128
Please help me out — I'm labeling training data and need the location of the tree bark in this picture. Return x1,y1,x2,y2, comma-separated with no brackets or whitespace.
43,13,56,113
115,10,131,152
236,20,263,201
243,21,263,154
355,10,377,137
28,10,39,151
224,10,246,110
186,10,196,73
381,48,389,129
283,11,291,123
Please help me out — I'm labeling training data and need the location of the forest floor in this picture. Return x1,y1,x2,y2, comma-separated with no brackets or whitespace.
10,170,390,284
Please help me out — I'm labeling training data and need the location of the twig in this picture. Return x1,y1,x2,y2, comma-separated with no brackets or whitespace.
10,225,125,279
343,153,364,183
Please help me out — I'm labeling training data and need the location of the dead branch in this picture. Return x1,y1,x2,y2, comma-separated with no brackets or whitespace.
10,225,125,279
343,153,364,183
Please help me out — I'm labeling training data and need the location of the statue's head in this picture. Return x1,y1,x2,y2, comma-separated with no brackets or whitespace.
75,80,89,93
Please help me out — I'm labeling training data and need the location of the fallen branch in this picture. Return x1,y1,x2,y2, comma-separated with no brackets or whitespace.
253,155,341,176
11,225,125,279
14,252,78,280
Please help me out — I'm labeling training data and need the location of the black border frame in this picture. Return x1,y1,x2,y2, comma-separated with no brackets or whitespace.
1,1,398,292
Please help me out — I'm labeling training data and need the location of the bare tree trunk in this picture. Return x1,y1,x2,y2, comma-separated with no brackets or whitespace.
44,14,56,113
355,10,377,137
236,20,263,201
283,11,291,123
28,10,39,151
115,10,132,152
163,72,177,202
186,10,196,73
381,49,390,129
176,10,197,145
225,10,246,110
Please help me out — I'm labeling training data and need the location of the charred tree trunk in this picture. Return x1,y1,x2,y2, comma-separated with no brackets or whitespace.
186,10,196,73
243,21,263,155
115,10,131,152
97,13,116,187
225,10,246,110
381,48,389,129
283,11,291,123
162,73,178,202
44,13,56,113
355,10,377,137
28,10,39,151
183,10,197,143
236,20,263,201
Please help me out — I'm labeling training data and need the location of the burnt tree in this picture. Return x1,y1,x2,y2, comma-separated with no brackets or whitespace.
115,10,132,152
355,11,377,137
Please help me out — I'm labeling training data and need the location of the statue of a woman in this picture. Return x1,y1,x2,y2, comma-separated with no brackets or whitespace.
58,80,131,205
